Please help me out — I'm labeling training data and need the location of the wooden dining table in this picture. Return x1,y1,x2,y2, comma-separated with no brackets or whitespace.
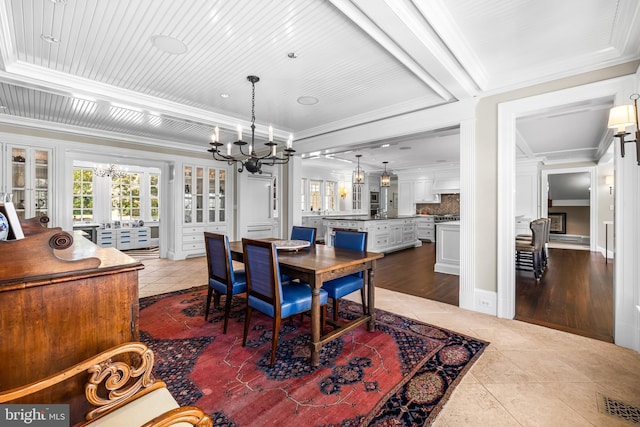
229,240,384,366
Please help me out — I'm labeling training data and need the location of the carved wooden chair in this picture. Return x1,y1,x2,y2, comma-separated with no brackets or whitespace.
0,342,212,426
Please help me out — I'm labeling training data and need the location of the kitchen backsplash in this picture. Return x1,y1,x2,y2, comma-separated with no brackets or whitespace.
416,193,460,215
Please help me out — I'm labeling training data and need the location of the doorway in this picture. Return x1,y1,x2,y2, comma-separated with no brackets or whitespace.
496,76,629,342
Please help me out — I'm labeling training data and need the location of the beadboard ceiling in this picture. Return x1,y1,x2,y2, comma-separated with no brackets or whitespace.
0,0,639,169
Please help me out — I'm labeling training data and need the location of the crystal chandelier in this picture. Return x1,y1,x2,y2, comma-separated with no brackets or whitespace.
380,161,390,187
94,164,126,178
353,154,365,185
208,75,295,174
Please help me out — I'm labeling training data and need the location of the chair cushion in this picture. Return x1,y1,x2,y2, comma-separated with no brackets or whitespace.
89,386,192,427
249,282,327,318
322,275,364,299
209,270,246,295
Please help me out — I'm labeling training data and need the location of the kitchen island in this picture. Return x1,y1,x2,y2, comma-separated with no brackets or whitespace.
323,216,421,253
434,221,460,275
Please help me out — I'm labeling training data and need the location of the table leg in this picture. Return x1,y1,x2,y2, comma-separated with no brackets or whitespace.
310,279,321,366
367,261,376,332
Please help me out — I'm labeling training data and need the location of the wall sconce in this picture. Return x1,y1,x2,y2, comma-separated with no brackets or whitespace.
339,186,347,199
605,175,614,195
607,93,640,165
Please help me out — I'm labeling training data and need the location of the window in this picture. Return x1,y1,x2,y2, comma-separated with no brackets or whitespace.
309,180,321,212
111,172,141,221
324,181,337,211
72,168,94,222
149,173,160,221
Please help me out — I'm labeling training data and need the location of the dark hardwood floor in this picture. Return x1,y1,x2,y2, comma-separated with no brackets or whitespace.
515,247,614,342
375,242,614,343
375,242,459,306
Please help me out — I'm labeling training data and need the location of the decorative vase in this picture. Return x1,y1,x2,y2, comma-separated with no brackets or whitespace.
0,212,9,241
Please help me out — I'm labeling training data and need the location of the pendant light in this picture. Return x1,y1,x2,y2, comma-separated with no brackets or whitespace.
352,154,365,185
380,161,390,187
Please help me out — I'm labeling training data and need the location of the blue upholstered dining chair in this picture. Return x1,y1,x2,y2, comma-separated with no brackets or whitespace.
204,232,246,334
290,226,317,246
281,226,317,284
323,230,368,321
241,238,328,368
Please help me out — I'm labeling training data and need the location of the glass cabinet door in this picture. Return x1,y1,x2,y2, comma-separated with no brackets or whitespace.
218,169,226,222
185,164,227,225
34,149,49,218
11,147,27,218
195,166,204,223
183,166,193,223
9,146,51,220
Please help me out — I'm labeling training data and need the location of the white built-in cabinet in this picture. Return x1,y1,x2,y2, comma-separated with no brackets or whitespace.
4,145,52,220
414,179,439,203
180,164,229,257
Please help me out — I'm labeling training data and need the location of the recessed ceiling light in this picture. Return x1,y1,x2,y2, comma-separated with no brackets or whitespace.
220,93,230,99
297,96,318,105
380,144,390,148
287,52,298,59
48,0,67,3
150,35,188,55
41,34,59,44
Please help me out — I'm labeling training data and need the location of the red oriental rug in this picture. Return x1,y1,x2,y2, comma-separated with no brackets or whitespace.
139,287,488,426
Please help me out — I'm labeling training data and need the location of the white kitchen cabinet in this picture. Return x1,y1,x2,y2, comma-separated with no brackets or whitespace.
434,222,460,275
5,145,52,220
416,216,435,241
397,180,415,216
414,180,439,203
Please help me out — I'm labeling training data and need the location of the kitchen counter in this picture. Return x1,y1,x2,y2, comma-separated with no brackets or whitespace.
434,221,460,275
323,217,421,253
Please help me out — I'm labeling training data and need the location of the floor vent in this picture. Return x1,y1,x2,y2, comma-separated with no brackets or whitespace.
599,394,640,424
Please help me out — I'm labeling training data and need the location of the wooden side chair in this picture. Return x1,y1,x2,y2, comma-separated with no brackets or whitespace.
241,238,328,368
515,219,547,281
204,232,246,333
323,230,368,321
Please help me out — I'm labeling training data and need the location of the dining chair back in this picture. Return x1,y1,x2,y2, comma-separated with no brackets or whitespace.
242,238,328,367
204,232,246,333
290,226,317,246
515,219,547,281
324,230,368,321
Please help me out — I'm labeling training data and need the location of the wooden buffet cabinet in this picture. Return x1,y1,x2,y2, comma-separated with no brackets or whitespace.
0,219,143,424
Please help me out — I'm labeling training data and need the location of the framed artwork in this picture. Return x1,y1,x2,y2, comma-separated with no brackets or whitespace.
549,212,566,234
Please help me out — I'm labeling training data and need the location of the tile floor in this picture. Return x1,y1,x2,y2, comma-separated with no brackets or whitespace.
138,256,640,426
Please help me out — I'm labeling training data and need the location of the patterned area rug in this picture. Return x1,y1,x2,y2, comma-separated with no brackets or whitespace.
139,287,488,426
